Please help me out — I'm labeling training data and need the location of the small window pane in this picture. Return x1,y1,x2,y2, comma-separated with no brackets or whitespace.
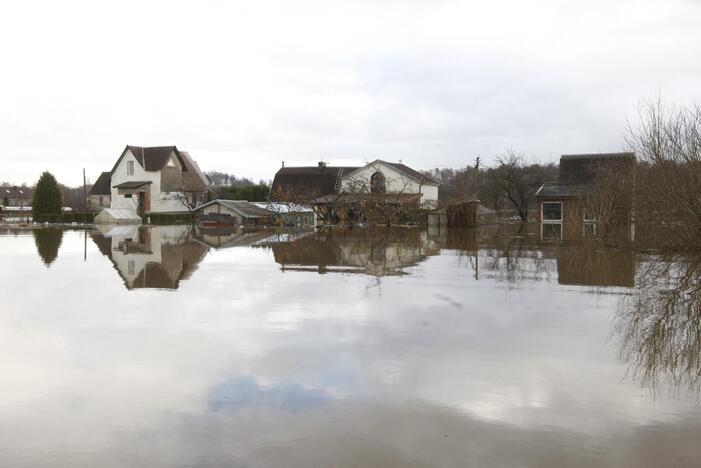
584,223,598,238
127,161,134,176
542,223,562,240
542,202,562,221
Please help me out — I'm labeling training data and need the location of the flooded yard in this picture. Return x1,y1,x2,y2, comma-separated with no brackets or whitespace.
0,226,700,467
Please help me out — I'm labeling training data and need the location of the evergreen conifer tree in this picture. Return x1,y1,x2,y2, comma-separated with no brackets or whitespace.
32,171,62,221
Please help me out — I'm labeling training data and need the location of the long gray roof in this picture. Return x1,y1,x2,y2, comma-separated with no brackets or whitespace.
194,199,274,218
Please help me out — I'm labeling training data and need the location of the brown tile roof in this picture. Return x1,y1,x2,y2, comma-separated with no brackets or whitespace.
89,172,112,196
110,145,208,192
270,165,360,201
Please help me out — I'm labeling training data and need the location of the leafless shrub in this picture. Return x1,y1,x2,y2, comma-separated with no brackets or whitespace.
626,96,701,251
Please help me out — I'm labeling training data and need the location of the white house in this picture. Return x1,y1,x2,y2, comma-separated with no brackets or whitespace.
270,159,439,207
339,160,439,208
108,145,209,216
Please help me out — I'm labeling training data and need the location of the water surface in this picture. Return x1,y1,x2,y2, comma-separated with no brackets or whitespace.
0,226,699,467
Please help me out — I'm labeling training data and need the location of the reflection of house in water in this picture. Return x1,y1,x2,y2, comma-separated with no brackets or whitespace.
270,229,441,276
194,226,275,249
91,225,208,289
429,226,636,287
557,247,635,287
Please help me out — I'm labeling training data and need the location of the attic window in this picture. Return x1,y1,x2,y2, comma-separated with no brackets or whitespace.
371,172,386,194
127,161,135,176
167,158,176,167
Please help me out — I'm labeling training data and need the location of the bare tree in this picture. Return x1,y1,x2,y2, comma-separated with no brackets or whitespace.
341,162,422,227
486,152,554,222
626,96,701,251
579,159,635,244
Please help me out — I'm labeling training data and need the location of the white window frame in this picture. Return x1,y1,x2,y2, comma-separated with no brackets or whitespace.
127,160,134,176
583,210,598,238
541,201,563,241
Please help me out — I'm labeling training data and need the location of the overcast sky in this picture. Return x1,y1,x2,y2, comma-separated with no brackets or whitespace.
1,0,700,186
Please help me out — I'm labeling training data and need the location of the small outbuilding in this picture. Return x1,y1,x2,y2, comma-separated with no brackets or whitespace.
94,208,143,225
194,199,274,227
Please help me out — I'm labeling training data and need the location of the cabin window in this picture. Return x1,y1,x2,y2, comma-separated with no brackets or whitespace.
542,223,562,241
583,208,597,222
583,222,597,238
542,202,562,221
127,160,134,176
371,172,386,194
541,202,563,241
583,209,598,238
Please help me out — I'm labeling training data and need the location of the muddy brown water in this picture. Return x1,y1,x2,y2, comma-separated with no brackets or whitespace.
1,225,700,467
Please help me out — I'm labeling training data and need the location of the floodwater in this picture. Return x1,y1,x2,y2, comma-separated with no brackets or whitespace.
0,225,700,467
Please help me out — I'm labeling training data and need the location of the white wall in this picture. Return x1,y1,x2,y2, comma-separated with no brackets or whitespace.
107,225,190,287
339,161,439,207
109,149,191,213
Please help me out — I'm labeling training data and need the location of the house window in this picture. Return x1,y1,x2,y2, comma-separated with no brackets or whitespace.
542,223,562,241
124,193,132,198
583,222,597,238
127,161,134,176
583,209,598,238
371,171,386,194
542,202,562,221
541,201,563,241
128,260,135,275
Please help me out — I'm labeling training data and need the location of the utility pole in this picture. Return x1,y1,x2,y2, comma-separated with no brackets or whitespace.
474,157,480,201
83,168,87,212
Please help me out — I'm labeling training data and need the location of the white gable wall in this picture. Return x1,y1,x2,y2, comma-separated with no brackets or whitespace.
339,161,438,206
109,149,191,214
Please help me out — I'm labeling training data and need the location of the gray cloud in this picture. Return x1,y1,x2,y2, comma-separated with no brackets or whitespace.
0,0,700,185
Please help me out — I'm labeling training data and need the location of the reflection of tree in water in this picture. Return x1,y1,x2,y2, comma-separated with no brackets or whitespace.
616,256,701,396
33,228,64,267
478,225,557,283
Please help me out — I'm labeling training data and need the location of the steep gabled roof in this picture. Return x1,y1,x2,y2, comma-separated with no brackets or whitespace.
270,165,360,200
385,161,439,185
110,145,208,192
89,172,112,196
344,160,439,185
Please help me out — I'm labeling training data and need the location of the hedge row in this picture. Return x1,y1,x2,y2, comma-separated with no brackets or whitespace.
34,212,96,223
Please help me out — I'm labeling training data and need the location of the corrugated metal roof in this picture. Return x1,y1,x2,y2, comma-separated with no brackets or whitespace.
536,183,583,198
194,199,274,218
99,208,142,220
